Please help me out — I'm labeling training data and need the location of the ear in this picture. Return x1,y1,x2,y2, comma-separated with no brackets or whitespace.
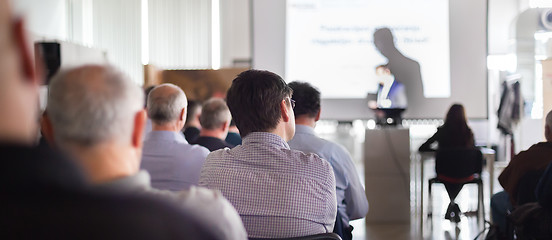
131,109,147,148
221,120,229,132
546,125,551,141
280,99,291,122
180,107,186,122
40,112,55,146
315,109,321,122
13,18,38,85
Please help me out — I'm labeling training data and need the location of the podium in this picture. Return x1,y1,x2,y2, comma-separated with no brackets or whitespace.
364,128,411,223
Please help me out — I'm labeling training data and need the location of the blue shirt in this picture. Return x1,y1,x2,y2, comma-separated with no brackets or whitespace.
199,132,337,238
288,125,369,224
141,131,210,191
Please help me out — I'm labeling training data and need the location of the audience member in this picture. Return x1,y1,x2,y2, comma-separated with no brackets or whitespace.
183,100,202,142
199,70,337,238
142,85,156,138
141,84,210,190
419,103,475,152
0,1,217,238
287,81,369,240
536,160,552,208
191,98,235,151
505,160,552,239
490,109,552,235
45,65,246,240
225,119,242,146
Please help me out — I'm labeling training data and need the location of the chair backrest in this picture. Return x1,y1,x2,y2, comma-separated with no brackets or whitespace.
249,233,342,240
516,169,545,206
435,147,483,179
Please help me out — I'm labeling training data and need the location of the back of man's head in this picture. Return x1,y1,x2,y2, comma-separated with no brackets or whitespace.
199,98,231,130
185,100,202,127
143,85,157,108
288,81,320,118
0,0,40,144
226,70,292,138
47,65,144,147
147,83,187,126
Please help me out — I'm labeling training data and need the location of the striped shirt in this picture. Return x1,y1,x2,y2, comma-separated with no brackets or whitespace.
199,132,337,238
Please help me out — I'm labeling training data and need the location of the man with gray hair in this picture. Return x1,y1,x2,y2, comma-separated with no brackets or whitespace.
191,98,235,151
141,84,210,191
491,109,552,236
1,0,220,237
45,65,247,240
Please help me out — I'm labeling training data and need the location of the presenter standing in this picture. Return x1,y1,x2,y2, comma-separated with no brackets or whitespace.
375,65,407,109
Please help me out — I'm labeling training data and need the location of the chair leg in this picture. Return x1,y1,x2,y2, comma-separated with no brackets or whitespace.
477,179,484,224
428,179,433,219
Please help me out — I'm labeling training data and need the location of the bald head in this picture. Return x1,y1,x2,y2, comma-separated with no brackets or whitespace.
147,84,188,128
0,0,40,144
47,65,144,146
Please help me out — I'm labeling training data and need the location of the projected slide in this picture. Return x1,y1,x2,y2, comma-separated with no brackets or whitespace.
286,0,450,99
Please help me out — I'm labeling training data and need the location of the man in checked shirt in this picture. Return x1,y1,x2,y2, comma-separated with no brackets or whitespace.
199,70,337,238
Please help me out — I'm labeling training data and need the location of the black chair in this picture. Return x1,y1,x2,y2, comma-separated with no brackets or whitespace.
515,169,545,206
504,169,546,239
249,233,342,240
428,147,484,223
507,162,552,239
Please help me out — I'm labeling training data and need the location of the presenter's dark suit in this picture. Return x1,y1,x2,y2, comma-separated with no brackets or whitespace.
377,80,407,109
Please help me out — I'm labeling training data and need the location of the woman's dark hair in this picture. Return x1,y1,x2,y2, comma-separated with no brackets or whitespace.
226,70,292,138
442,103,474,147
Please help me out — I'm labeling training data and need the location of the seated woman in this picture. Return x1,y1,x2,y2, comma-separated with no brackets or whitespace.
419,103,475,152
419,104,476,222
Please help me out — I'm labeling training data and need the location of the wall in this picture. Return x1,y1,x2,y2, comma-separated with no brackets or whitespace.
220,0,251,68
488,0,525,55
12,0,67,40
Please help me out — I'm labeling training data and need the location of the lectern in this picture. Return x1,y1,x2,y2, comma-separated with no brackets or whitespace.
364,127,411,223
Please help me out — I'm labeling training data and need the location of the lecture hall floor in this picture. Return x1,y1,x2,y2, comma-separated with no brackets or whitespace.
349,158,495,240
318,122,500,240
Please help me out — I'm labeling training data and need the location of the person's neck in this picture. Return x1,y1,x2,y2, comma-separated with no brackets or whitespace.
152,122,181,132
228,125,239,133
295,116,316,128
0,129,37,146
199,128,226,140
65,141,140,184
269,123,294,142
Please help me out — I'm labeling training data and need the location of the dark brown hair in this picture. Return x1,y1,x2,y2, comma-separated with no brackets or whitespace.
226,70,292,138
442,103,474,148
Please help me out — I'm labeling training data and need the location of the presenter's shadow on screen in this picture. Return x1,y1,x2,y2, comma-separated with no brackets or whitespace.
373,27,425,106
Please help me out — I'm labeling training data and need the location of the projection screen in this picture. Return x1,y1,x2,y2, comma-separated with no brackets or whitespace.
252,0,488,120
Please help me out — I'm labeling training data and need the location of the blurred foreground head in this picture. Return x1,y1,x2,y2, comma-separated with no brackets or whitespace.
47,65,144,147
0,0,40,144
46,65,146,182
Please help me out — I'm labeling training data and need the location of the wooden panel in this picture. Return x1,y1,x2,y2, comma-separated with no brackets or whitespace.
161,68,248,101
